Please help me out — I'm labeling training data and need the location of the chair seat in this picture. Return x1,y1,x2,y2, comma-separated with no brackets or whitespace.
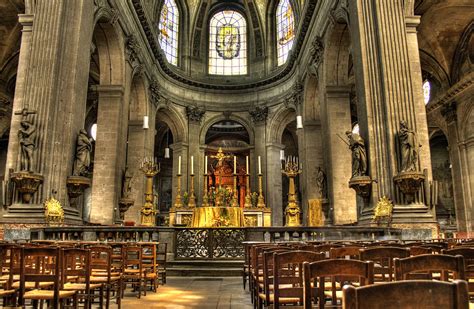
90,276,121,283
12,281,54,289
124,269,141,273
258,293,301,303
324,290,343,300
63,283,102,290
24,289,76,300
0,289,16,296
92,271,121,276
0,274,19,281
145,273,157,279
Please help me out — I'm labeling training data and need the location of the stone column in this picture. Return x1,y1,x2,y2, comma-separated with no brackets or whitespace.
266,143,284,226
186,107,205,206
442,103,469,232
325,86,357,224
90,85,126,224
460,138,474,233
253,121,267,199
2,1,94,223
349,0,433,205
298,120,324,225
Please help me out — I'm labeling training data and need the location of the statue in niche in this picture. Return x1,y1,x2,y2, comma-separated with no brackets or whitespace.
316,166,327,199
345,131,367,178
73,129,93,177
122,167,134,198
18,119,36,172
398,120,421,172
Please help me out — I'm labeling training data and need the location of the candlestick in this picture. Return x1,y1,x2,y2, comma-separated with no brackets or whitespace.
202,173,209,207
191,156,194,175
282,156,302,227
257,173,266,208
178,156,182,175
231,173,238,207
174,174,183,208
139,157,160,226
244,173,252,208
246,156,249,174
205,156,208,174
258,156,262,175
234,156,237,174
188,174,196,208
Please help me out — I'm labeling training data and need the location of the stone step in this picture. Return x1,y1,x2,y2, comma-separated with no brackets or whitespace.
167,260,244,277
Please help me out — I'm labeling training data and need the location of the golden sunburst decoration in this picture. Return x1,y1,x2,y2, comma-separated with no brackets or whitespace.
44,197,64,226
373,196,393,225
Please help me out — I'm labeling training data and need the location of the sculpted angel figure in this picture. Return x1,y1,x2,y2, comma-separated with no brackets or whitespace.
399,120,421,172
345,131,367,178
73,129,93,176
18,120,36,172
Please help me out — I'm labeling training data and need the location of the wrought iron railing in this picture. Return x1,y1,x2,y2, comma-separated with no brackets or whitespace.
174,228,245,259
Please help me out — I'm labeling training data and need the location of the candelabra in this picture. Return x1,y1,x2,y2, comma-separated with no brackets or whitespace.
174,174,183,208
257,173,266,208
231,173,239,207
139,157,160,226
282,157,302,226
244,173,252,208
188,174,197,208
202,173,209,207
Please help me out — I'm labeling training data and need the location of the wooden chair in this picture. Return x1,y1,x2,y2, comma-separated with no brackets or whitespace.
141,242,158,293
272,251,325,309
18,246,77,309
443,248,474,297
342,280,469,309
121,245,144,298
250,244,279,305
156,242,167,285
89,245,122,309
303,259,374,309
0,244,18,306
61,248,102,309
394,254,466,281
329,247,362,260
359,247,410,282
409,246,433,256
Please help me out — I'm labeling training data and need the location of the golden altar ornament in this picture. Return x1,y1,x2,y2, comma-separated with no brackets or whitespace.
139,157,160,226
282,156,302,226
44,197,64,226
192,207,244,227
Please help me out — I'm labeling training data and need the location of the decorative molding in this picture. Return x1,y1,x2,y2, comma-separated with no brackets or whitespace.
426,72,474,113
285,81,305,108
149,79,162,107
249,106,269,123
186,106,206,123
131,0,318,90
441,102,457,124
94,0,119,24
308,36,324,77
125,34,141,64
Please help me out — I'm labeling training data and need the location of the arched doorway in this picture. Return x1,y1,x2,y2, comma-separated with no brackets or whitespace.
281,120,299,225
204,120,250,207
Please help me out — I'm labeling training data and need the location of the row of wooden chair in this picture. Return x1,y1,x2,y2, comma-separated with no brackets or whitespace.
245,241,474,309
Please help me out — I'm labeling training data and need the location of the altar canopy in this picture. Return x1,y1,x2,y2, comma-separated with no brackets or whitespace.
192,207,244,227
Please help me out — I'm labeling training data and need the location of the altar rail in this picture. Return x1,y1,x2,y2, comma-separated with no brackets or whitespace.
25,226,407,260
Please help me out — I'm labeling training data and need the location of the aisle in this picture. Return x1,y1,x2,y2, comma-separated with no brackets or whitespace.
122,277,253,309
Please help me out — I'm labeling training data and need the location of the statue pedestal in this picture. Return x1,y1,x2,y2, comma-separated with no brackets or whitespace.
118,197,134,222
349,176,372,202
66,176,91,199
393,171,425,204
243,208,272,227
10,171,43,203
169,207,193,227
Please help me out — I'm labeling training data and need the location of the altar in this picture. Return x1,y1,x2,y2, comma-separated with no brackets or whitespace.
191,207,244,227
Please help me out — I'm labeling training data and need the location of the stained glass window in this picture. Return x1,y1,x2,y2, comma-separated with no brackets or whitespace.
158,0,179,66
423,80,431,104
209,10,247,75
276,0,295,66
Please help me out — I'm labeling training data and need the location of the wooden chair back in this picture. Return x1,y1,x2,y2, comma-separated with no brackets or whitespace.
88,245,113,282
443,247,474,293
394,254,465,281
156,242,167,284
18,247,62,307
259,247,290,306
359,246,410,281
273,251,324,309
409,246,433,256
329,246,362,259
342,280,469,309
303,259,374,309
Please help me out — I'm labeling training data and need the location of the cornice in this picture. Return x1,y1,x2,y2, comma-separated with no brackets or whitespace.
426,72,474,113
131,0,318,91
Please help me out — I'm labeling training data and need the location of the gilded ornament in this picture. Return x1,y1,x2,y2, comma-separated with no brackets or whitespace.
373,196,393,225
44,197,64,226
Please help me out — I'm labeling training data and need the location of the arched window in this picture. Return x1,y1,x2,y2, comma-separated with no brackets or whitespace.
158,0,179,66
276,0,295,66
209,10,247,75
423,80,431,105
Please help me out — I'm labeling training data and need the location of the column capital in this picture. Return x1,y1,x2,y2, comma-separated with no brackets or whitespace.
441,102,457,124
170,142,189,152
266,142,285,150
18,14,34,31
325,85,351,97
93,85,124,97
405,15,421,30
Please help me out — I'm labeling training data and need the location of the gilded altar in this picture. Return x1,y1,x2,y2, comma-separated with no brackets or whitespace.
192,207,244,227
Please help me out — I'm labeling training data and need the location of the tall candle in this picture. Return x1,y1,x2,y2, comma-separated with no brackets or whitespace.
178,156,181,175
258,156,262,175
191,156,194,175
205,156,208,174
246,156,249,174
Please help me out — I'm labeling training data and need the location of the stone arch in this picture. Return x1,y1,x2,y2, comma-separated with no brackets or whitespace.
200,114,255,145
268,105,296,144
324,21,351,87
461,102,474,141
155,106,187,143
303,73,320,121
129,75,148,122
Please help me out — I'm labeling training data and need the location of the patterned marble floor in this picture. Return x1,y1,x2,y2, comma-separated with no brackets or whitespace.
121,277,253,309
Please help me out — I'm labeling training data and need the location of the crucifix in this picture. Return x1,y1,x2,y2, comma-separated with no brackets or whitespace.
14,104,37,120
209,147,232,189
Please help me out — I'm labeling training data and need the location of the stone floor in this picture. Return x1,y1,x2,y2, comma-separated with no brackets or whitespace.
121,277,253,309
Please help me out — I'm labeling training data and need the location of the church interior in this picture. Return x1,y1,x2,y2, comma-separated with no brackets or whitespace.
0,0,473,308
